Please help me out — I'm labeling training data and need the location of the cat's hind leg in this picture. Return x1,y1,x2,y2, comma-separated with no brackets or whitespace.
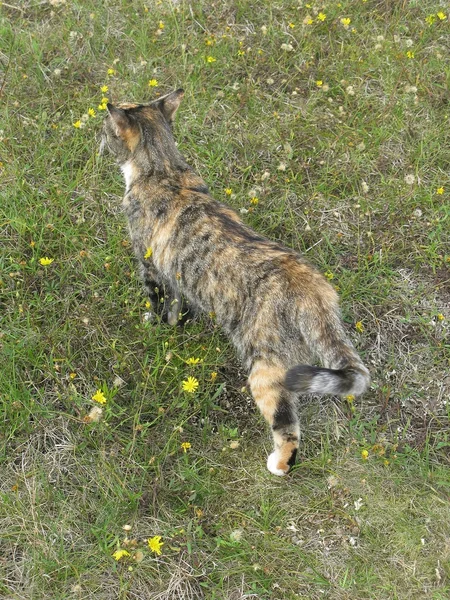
248,360,300,476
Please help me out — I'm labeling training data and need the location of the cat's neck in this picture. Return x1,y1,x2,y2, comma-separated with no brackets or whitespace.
120,157,204,195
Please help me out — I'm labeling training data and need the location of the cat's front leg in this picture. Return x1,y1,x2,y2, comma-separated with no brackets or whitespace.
139,261,192,325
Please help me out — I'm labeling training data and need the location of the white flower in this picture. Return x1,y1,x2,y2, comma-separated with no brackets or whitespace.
261,25,267,35
280,43,294,52
346,85,355,96
404,174,415,185
405,38,414,47
354,498,363,511
361,181,369,194
277,163,287,171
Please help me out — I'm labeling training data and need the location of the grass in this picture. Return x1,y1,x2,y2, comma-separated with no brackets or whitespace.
1,0,449,598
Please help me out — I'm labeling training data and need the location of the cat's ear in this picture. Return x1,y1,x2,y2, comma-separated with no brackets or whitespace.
107,104,132,135
153,89,185,123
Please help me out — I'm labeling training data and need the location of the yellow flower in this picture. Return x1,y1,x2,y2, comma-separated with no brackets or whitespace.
361,449,369,460
88,108,96,117
101,97,109,104
181,441,191,453
316,80,323,87
437,187,444,195
210,371,218,382
250,197,259,205
101,85,109,93
340,17,351,27
324,271,334,280
158,20,165,29
206,56,216,63
288,22,295,29
317,13,326,21
144,247,153,259
304,17,314,25
148,535,164,555
98,103,107,111
225,188,232,196
186,357,201,365
113,549,130,561
107,68,116,75
425,14,436,25
345,394,355,402
145,300,151,308
437,313,445,321
39,257,54,266
355,321,364,333
182,376,199,393
69,372,77,379
437,12,447,21
73,120,82,128
92,389,107,404
148,79,158,87
406,51,414,59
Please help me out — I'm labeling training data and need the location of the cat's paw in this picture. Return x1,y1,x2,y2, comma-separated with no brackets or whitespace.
267,452,290,476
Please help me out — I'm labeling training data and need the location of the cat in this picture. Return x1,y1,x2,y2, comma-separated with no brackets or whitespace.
100,89,370,476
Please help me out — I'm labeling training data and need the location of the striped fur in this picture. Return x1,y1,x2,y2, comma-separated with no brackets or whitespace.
101,90,370,476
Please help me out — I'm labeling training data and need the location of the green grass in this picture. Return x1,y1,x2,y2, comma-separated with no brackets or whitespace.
1,0,450,598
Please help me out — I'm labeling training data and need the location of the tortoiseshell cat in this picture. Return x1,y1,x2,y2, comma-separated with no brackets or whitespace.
101,89,370,476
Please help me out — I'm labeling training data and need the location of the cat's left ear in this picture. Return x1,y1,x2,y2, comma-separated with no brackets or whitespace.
153,89,185,123
107,104,131,135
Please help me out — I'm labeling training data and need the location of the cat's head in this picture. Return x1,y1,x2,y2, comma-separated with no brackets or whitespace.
100,89,185,166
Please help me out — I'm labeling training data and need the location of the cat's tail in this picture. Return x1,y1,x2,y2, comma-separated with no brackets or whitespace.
284,318,370,396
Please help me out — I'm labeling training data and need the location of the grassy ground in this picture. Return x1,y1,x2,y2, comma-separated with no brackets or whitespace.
1,0,450,598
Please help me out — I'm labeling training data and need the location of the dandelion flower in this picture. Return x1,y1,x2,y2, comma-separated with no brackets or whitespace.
92,389,107,404
340,18,351,27
158,20,165,29
181,441,191,453
288,22,295,29
317,13,327,21
210,371,218,382
186,357,201,365
437,12,447,21
88,108,96,117
361,449,369,460
84,406,103,423
324,271,334,280
113,549,130,561
73,120,82,128
437,313,445,321
224,188,232,196
98,103,107,111
182,376,199,393
101,85,109,93
406,51,414,59
148,535,164,555
425,14,436,25
107,68,116,76
148,79,158,87
355,321,364,333
437,187,444,195
101,97,109,105
304,16,314,25
144,247,153,259
39,257,54,266
250,197,259,205
316,80,323,87
345,394,355,402
404,174,415,185
206,56,216,63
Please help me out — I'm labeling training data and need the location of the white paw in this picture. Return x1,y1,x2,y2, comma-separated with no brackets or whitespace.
267,452,288,477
